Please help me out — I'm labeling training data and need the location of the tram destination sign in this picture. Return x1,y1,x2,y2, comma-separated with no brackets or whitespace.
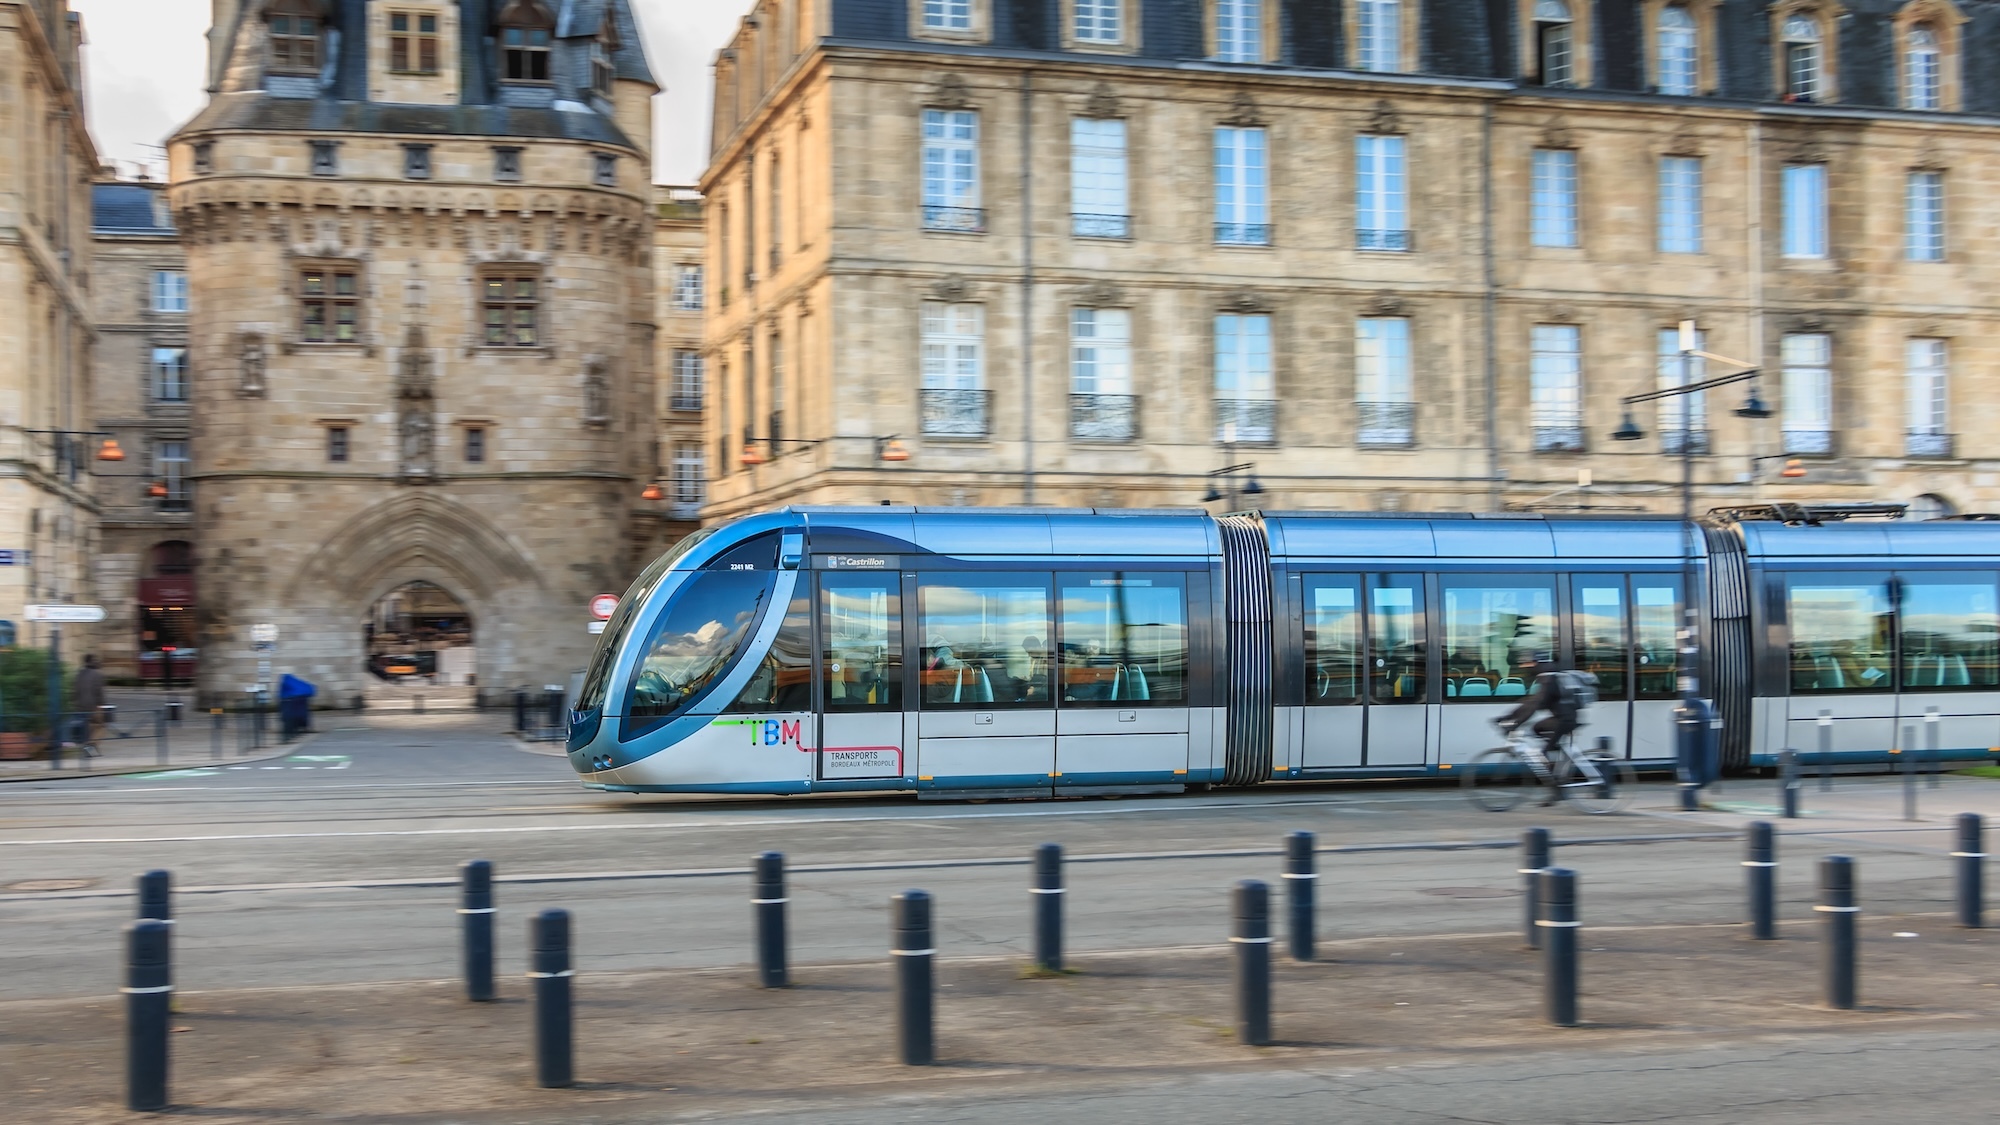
814,554,899,570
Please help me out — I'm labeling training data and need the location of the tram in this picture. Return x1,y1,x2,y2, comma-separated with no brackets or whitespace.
567,504,2000,797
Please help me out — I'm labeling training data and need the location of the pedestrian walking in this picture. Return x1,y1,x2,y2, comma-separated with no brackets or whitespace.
73,655,106,755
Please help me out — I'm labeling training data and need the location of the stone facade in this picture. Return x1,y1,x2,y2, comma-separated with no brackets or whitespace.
0,2,101,656
90,181,196,683
168,0,662,705
701,0,2000,521
645,185,707,553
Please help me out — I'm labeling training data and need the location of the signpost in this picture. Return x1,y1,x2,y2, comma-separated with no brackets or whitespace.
25,604,106,623
589,594,620,621
249,624,277,691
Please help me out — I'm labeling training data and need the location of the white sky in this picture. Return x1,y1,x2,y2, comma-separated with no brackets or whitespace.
70,0,750,185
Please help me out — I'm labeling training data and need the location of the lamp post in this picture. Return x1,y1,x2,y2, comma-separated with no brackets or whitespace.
1612,321,1772,810
1203,463,1263,512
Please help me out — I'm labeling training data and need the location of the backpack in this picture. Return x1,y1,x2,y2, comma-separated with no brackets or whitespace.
1550,669,1599,723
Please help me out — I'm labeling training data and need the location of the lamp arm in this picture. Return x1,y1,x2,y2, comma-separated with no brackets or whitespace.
1620,367,1761,406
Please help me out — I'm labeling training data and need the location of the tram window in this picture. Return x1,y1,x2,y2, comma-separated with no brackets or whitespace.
918,575,1052,708
823,573,903,711
1900,575,2000,692
1057,574,1189,705
1788,575,1893,694
627,569,775,718
726,592,812,712
576,529,714,713
1303,575,1362,705
1441,577,1555,701
1572,579,1627,699
1633,578,1682,700
1368,576,1427,704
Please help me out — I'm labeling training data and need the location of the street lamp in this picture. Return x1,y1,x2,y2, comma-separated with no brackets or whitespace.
1611,320,1774,809
1202,463,1263,510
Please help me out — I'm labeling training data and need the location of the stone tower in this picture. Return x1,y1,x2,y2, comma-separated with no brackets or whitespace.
167,0,659,705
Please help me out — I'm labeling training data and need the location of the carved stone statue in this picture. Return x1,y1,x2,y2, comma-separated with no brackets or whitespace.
582,357,610,426
238,334,267,398
397,326,433,400
400,408,435,478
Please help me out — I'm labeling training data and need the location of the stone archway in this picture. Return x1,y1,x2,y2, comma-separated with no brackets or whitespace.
366,580,474,685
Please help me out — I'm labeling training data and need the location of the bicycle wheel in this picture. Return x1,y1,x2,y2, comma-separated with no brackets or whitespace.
1463,747,1533,812
1565,758,1637,815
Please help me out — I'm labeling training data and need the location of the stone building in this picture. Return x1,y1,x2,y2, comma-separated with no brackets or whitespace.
701,0,2000,521
167,0,661,705
0,1,101,656
90,180,197,684
644,185,708,550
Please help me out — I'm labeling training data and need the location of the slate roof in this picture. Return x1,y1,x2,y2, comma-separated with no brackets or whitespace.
92,183,175,235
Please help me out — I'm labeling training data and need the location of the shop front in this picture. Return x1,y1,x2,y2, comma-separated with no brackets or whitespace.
138,575,197,686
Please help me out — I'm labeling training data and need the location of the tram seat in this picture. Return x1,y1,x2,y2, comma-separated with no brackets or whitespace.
1123,665,1150,700
1814,656,1847,690
1495,677,1527,697
1444,681,1456,698
1460,678,1493,698
1946,655,1971,686
969,666,995,703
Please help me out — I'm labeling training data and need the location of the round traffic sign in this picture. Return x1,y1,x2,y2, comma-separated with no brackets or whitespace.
590,593,620,620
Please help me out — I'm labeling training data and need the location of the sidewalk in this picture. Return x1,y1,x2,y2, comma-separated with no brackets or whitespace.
1679,771,2000,849
0,690,301,781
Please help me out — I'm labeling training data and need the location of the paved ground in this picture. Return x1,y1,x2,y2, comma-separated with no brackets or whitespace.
3,712,1997,1120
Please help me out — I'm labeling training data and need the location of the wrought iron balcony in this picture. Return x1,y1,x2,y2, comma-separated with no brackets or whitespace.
922,205,987,234
1907,431,1956,459
921,387,991,437
1071,393,1139,442
1072,213,1132,239
1356,228,1413,252
670,391,703,412
1214,222,1271,246
1355,401,1416,448
1659,428,1711,455
1783,426,1833,456
1532,423,1587,453
1215,398,1277,445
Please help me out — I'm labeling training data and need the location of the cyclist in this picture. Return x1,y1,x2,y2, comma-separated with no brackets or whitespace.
1495,652,1592,802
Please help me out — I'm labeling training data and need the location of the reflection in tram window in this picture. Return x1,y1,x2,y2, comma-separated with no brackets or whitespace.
627,569,774,718
1441,578,1554,700
1304,576,1362,704
1369,576,1427,703
727,593,813,712
1057,575,1188,704
918,576,1052,708
1789,575,1893,694
1573,581,1627,698
822,574,903,710
1633,579,1682,699
1900,575,2000,691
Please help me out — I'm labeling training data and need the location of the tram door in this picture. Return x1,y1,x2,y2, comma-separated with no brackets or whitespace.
1571,577,1632,758
817,572,909,784
1053,573,1192,784
1627,577,1685,759
1435,575,1556,765
913,574,1057,788
1300,575,1364,767
1364,575,1429,766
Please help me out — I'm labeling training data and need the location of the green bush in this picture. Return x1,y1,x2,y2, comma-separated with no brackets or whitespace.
0,648,73,736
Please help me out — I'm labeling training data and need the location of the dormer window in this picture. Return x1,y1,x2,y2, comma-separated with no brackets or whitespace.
389,11,440,75
1907,25,1941,110
267,0,325,75
1783,15,1822,102
498,0,554,83
1533,0,1574,87
592,42,615,96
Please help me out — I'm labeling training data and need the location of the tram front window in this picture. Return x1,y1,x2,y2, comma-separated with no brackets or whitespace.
727,593,812,712
577,528,715,714
627,569,775,718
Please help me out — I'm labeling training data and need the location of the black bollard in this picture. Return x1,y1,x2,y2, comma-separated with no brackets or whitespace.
754,851,789,988
1818,856,1858,1010
1744,821,1777,940
1902,735,1919,823
1031,843,1063,973
1955,813,1985,930
125,919,172,1111
460,860,495,1002
1818,711,1833,791
1232,880,1272,1046
1284,830,1316,963
891,890,935,1065
1521,828,1552,950
137,870,172,986
1926,712,1942,789
530,909,574,1088
1779,748,1800,819
1540,867,1579,1027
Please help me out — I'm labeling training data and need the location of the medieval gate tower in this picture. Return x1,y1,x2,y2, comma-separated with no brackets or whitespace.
168,0,659,704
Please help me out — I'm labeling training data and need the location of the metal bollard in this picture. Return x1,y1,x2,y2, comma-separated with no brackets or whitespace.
1955,813,1985,930
137,870,172,985
1031,843,1063,973
1283,830,1316,962
891,890,935,1065
125,919,172,1112
1540,867,1580,1027
529,909,574,1088
1927,710,1942,789
1818,711,1833,791
210,708,223,760
460,860,495,1002
1779,749,1801,819
155,710,168,765
1818,856,1858,1010
1521,828,1552,950
1902,727,1918,822
1232,879,1272,1046
1745,821,1777,940
754,851,789,988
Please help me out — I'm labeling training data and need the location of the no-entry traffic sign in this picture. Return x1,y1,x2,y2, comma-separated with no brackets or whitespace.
589,593,620,620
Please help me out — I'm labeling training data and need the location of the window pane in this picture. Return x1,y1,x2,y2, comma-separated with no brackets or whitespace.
1901,576,2000,691
1305,576,1362,704
1531,148,1578,247
1442,578,1554,702
727,591,814,712
1058,574,1189,705
1782,164,1826,257
1633,577,1683,700
1788,575,1893,694
1906,171,1944,262
1369,575,1426,704
1657,6,1697,95
1573,579,1627,699
824,573,904,711
629,570,778,718
918,576,1052,708
1355,317,1411,402
1658,156,1702,253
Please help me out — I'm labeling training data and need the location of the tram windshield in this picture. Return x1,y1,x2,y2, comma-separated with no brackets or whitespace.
626,568,777,719
576,528,715,713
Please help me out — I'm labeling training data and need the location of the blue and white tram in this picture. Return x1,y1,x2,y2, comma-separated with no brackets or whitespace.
566,505,2000,796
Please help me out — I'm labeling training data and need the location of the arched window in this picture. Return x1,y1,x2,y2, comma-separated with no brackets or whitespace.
1657,5,1698,96
498,0,555,83
1907,25,1941,109
266,0,325,75
1534,0,1575,87
1782,14,1822,102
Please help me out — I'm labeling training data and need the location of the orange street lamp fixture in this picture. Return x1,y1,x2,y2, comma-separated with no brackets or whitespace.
876,436,910,462
97,438,126,462
740,442,768,466
640,482,665,501
146,481,169,499
1781,459,1808,479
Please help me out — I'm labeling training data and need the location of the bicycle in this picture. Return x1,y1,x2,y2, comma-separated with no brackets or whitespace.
1462,726,1636,815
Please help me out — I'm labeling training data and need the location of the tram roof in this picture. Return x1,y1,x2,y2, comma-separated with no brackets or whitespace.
785,506,1218,558
1263,513,1689,560
1739,518,2000,559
